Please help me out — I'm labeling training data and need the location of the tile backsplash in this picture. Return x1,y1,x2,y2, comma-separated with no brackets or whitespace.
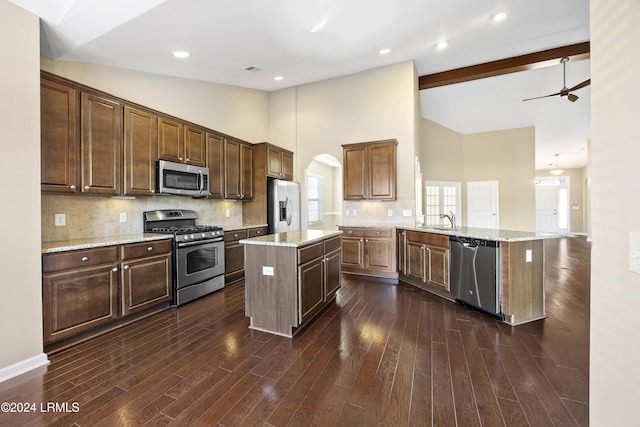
41,195,244,242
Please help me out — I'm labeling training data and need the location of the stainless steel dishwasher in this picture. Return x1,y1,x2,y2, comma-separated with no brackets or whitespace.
449,236,504,319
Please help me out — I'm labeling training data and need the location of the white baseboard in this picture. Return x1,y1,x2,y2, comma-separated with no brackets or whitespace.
0,353,49,384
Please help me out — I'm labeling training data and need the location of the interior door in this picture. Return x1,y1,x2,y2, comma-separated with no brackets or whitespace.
467,180,499,229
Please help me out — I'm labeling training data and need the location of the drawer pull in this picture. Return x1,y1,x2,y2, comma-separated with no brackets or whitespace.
147,246,153,252
256,230,262,234
81,256,89,262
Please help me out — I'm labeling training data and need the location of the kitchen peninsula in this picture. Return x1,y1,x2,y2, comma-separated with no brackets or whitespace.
341,224,558,326
240,230,342,338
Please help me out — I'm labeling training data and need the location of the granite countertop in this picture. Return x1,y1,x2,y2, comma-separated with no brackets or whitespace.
240,230,343,248
338,223,561,242
42,234,173,254
224,224,268,232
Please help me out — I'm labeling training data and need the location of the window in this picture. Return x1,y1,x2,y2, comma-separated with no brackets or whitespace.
424,181,461,227
307,175,323,223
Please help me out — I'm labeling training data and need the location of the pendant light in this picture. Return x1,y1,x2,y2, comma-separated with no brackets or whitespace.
550,154,564,175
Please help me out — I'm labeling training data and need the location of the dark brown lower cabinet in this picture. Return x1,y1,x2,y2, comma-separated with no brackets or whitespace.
121,240,172,316
397,229,450,296
42,240,173,348
224,226,268,284
338,226,397,279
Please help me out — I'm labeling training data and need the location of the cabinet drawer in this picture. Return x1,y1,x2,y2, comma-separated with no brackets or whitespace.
324,236,341,253
225,229,248,242
298,242,324,265
406,231,449,248
122,239,172,260
340,227,391,238
248,227,267,238
43,246,119,273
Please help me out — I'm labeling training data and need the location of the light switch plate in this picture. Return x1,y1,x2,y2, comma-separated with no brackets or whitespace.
630,232,640,274
262,266,274,276
119,212,127,223
525,249,532,263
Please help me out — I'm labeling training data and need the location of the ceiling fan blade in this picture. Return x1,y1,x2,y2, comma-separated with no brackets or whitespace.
523,91,562,102
569,79,591,92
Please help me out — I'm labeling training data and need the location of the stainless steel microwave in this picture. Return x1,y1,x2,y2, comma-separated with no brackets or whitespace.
156,160,210,196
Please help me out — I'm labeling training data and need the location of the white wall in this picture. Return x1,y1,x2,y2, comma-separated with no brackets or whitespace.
270,61,419,225
590,0,640,425
0,0,48,377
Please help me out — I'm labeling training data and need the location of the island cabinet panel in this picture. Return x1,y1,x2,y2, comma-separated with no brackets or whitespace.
501,239,545,325
298,252,325,324
41,78,78,193
80,92,123,195
342,139,397,201
338,227,397,279
123,106,157,196
398,230,451,298
244,245,299,337
243,233,342,338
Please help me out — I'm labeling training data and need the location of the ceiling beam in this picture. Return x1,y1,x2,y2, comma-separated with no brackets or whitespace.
418,41,590,90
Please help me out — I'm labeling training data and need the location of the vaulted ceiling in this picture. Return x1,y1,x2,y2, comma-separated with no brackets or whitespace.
12,0,590,170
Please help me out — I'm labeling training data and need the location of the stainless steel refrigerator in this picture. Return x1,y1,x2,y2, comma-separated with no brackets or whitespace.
267,178,301,234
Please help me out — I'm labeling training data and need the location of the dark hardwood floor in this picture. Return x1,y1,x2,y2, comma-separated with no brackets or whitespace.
0,236,590,426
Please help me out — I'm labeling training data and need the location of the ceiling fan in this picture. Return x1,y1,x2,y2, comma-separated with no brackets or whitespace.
523,57,591,102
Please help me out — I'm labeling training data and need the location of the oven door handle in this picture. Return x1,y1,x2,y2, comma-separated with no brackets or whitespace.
177,238,223,248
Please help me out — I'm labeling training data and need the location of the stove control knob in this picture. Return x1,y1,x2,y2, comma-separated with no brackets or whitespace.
190,234,195,240
211,232,216,237
201,233,206,238
183,235,189,241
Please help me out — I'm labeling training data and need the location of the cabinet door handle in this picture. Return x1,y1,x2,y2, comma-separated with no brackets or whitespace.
112,267,118,272
147,246,153,252
179,157,183,161
84,185,90,190
70,185,76,190
123,265,130,270
81,256,89,262
186,158,190,162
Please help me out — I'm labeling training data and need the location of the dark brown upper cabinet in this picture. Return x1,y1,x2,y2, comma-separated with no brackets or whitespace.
41,78,79,193
342,139,397,201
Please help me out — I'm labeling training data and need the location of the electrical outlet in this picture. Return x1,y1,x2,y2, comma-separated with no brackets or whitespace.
403,210,412,217
119,212,127,223
387,209,393,217
352,209,357,216
54,213,65,227
525,249,532,263
225,209,231,218
345,210,350,217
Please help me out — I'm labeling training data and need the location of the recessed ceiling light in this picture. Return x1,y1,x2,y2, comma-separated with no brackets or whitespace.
492,12,507,21
173,51,190,58
379,48,391,55
274,76,283,81
436,40,448,50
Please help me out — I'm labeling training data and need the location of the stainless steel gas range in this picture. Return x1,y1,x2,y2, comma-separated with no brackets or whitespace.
143,209,225,306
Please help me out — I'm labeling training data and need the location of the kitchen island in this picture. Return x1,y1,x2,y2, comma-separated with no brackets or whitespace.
240,230,342,337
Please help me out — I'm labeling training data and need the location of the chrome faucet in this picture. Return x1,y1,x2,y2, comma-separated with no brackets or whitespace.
440,211,456,229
